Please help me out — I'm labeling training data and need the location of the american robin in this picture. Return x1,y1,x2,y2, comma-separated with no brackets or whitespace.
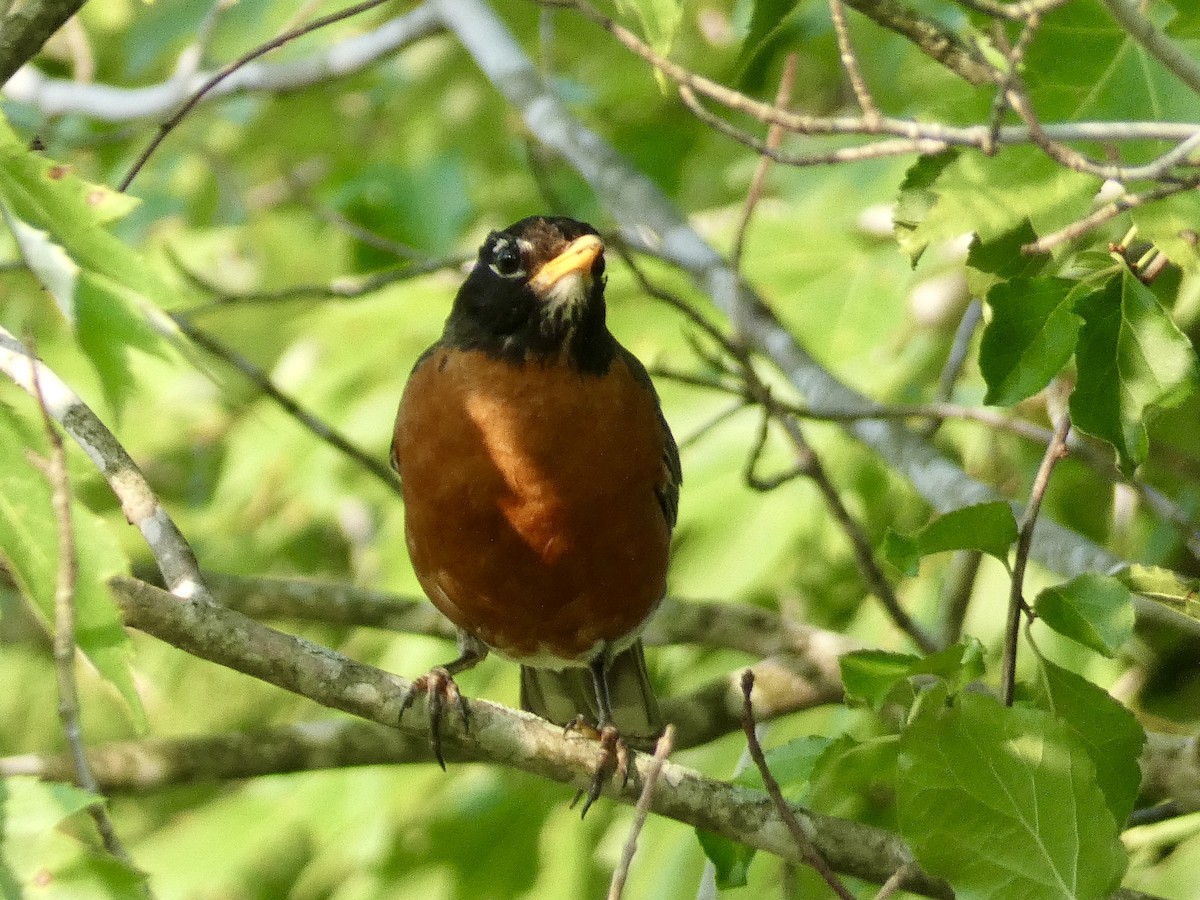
391,215,680,811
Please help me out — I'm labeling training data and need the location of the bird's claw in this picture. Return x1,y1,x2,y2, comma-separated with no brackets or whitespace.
399,666,470,770
567,722,630,817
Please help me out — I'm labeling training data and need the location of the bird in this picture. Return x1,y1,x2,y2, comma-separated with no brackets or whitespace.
391,215,680,812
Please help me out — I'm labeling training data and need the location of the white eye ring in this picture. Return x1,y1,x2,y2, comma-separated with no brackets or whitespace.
488,238,526,279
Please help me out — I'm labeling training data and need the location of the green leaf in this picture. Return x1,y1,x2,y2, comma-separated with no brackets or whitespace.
1165,0,1200,38
881,529,921,576
893,150,960,264
965,219,1050,296
733,735,833,794
900,148,1099,262
898,692,1126,899
841,640,985,710
884,502,1018,575
980,277,1082,405
841,650,920,709
0,407,143,728
695,829,754,888
1116,564,1200,619
615,0,683,57
1027,1,1200,122
1131,190,1200,272
334,157,474,265
1,777,145,898
734,0,799,66
701,736,832,888
1034,573,1135,657
0,115,175,414
1034,657,1145,825
1070,271,1200,473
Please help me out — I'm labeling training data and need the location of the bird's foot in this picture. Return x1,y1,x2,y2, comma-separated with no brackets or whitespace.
565,717,630,817
399,666,470,770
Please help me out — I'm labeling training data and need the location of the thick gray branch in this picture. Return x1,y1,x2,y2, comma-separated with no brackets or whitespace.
434,0,1200,639
0,0,87,87
106,576,950,897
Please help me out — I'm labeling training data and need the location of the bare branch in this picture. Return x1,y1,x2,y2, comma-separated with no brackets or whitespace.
31,343,144,885
608,725,675,900
120,0,397,190
170,314,402,493
0,326,211,602
829,0,880,126
0,0,87,86
951,0,1070,19
107,575,953,896
1001,408,1071,706
742,670,857,900
731,53,797,272
4,6,444,121
1023,178,1200,254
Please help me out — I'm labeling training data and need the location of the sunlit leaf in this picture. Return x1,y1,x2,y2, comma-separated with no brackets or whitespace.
1034,573,1135,657
898,691,1126,899
883,502,1017,575
1070,271,1200,473
980,277,1081,405
1035,657,1145,825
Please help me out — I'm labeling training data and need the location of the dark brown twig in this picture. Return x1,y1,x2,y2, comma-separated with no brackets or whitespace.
741,671,857,900
621,253,937,653
607,725,675,900
1001,408,1071,705
119,0,391,191
170,313,402,493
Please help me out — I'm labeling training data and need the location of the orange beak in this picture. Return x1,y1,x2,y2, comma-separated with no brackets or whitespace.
527,234,604,297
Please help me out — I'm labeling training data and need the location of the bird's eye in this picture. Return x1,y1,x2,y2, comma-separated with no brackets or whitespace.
491,240,523,278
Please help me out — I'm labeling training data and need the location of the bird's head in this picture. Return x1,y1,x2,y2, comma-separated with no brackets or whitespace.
444,216,613,373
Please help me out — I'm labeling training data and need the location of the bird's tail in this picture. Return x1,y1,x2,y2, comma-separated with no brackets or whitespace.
519,640,661,749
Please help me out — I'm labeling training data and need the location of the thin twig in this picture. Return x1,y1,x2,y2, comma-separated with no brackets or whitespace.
621,254,937,652
30,344,146,887
607,725,675,900
1023,178,1200,254
170,313,402,494
119,0,391,190
731,53,797,273
1001,408,1071,705
0,327,211,602
175,255,467,314
741,671,857,900
828,0,879,126
545,0,1199,182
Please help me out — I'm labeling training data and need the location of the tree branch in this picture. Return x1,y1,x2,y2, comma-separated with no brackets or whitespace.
0,326,211,603
0,0,87,87
3,5,444,120
104,575,952,897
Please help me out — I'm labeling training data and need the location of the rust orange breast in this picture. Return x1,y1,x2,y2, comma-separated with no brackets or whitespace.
392,348,672,664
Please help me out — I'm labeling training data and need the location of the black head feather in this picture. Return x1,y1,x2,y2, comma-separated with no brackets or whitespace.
442,216,614,375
